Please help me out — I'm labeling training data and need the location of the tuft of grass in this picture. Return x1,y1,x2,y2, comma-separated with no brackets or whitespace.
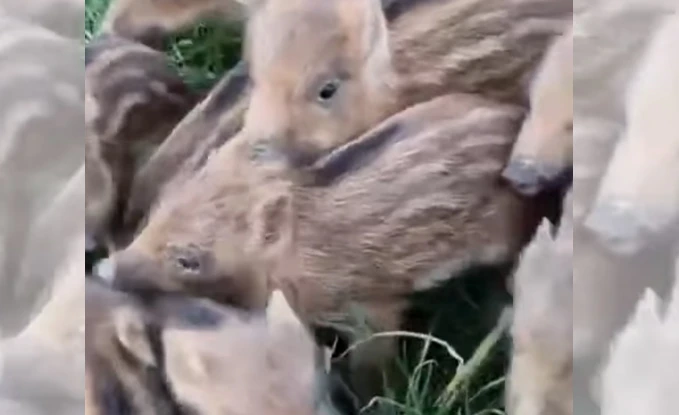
84,0,242,91
84,2,512,414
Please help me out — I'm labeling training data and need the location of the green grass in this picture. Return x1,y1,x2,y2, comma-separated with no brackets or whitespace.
84,2,511,413
85,0,242,91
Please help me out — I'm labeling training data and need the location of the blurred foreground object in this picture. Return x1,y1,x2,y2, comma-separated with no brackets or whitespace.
600,258,679,415
586,11,679,255
0,14,83,333
0,0,84,39
0,7,84,415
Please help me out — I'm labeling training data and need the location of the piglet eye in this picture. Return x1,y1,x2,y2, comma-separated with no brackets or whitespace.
317,79,340,102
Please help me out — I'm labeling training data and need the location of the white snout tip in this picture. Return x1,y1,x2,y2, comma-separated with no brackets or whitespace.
94,257,116,285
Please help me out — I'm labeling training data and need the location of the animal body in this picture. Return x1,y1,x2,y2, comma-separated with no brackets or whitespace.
585,11,679,255
238,0,571,166
85,33,199,249
99,93,539,399
122,60,251,237
85,279,187,415
154,291,355,415
502,24,573,197
86,282,354,415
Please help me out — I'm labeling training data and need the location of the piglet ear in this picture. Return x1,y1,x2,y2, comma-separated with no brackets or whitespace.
350,0,391,79
251,193,294,251
113,306,156,368
266,290,303,330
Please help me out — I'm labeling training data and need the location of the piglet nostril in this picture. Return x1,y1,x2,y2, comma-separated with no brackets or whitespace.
502,159,571,197
502,160,542,196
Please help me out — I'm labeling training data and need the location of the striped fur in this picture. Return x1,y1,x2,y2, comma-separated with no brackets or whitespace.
101,93,539,401
240,0,571,166
85,279,187,415
86,284,352,415
154,291,352,415
85,34,199,248
122,61,250,239
115,0,571,231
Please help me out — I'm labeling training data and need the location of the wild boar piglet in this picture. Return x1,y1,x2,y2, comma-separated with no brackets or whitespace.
239,0,571,166
85,279,186,415
135,291,358,415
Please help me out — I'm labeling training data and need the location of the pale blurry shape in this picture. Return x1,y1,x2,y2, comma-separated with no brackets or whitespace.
0,14,84,333
0,399,40,415
570,1,679,412
572,0,677,217
600,263,679,415
0,0,84,39
586,11,679,254
13,166,85,328
0,5,84,415
0,232,86,415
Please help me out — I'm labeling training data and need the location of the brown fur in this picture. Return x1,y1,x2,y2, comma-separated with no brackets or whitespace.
85,34,199,248
102,93,539,399
100,0,245,48
85,279,185,415
122,61,251,239
86,131,116,249
240,0,571,165
136,291,355,415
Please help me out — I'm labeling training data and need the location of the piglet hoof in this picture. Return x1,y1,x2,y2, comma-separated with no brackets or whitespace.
502,159,570,197
584,201,648,256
